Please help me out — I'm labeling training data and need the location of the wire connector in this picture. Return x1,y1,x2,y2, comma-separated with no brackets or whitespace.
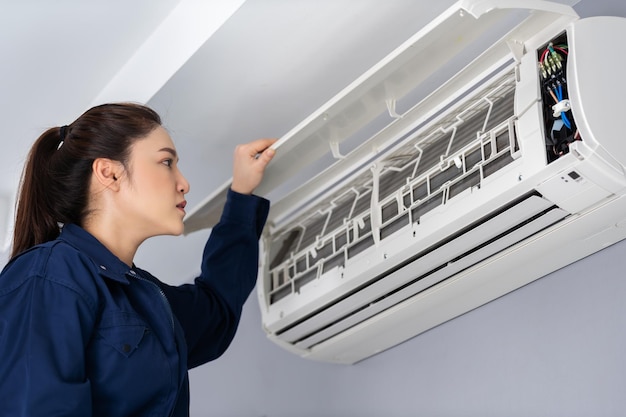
552,99,571,117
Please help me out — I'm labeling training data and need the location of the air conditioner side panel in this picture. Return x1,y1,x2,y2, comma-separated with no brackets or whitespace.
568,17,626,174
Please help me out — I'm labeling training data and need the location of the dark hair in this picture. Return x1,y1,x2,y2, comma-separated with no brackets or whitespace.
11,102,162,258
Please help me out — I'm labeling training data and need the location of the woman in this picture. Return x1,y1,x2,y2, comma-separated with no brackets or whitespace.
0,103,275,416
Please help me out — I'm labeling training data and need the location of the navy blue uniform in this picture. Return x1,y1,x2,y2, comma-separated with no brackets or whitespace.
0,190,269,416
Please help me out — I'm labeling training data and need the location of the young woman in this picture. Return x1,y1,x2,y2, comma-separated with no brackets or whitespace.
0,103,276,416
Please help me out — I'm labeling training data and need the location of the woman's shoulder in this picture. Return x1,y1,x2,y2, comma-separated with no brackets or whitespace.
0,239,101,306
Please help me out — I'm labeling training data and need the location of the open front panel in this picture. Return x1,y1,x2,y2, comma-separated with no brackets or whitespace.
182,0,579,233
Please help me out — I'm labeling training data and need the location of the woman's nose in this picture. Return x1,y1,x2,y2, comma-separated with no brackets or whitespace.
178,172,190,194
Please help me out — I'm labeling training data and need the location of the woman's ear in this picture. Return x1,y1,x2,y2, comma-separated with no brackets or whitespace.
92,158,123,190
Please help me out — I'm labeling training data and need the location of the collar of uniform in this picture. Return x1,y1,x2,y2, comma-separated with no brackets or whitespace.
59,223,133,285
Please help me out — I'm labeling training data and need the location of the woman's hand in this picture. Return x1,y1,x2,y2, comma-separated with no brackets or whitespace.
230,138,277,195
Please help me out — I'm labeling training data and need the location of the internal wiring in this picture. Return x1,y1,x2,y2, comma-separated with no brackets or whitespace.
539,38,578,161
548,87,558,104
541,43,568,64
554,46,569,56
555,83,571,129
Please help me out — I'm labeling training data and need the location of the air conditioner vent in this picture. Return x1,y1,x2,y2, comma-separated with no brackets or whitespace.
274,192,569,349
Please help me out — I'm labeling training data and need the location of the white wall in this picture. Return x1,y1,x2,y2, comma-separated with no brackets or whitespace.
187,2,626,416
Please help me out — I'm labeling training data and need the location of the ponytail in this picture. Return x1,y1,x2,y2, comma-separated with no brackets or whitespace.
11,103,161,258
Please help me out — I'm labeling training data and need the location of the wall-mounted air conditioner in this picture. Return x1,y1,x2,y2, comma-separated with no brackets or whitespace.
184,0,626,364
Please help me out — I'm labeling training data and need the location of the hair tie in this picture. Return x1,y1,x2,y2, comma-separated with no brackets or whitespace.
57,125,68,150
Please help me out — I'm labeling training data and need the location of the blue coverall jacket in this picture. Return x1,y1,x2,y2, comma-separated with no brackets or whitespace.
0,190,269,416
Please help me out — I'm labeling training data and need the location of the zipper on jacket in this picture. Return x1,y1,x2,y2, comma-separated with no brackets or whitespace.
129,270,175,333
128,270,179,416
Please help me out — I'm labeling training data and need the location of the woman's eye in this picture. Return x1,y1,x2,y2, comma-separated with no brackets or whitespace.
163,159,173,167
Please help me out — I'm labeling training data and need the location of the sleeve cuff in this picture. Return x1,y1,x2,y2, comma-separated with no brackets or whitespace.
220,189,270,234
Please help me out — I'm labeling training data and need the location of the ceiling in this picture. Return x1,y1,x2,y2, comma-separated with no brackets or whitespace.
2,0,621,279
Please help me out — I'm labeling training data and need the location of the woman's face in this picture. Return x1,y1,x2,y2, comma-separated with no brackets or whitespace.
118,126,190,238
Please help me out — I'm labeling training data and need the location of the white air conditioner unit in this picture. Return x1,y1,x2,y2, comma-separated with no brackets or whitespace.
184,0,626,364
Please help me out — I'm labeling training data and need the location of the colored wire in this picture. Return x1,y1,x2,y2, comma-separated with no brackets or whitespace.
554,46,568,55
555,84,571,129
562,112,572,129
549,88,558,104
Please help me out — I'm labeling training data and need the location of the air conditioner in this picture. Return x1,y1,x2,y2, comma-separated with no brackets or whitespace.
184,0,626,364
